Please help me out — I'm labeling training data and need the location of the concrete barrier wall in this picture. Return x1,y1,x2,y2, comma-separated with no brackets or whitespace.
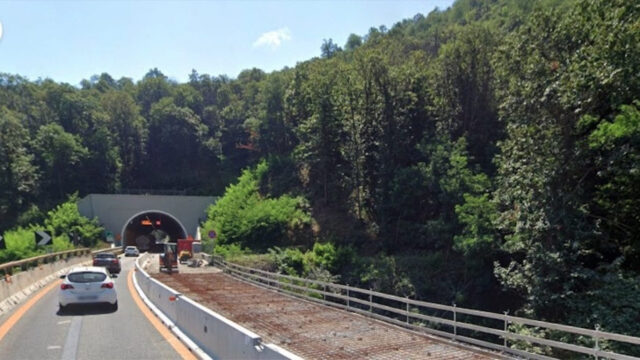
148,277,179,323
0,255,92,315
134,256,301,360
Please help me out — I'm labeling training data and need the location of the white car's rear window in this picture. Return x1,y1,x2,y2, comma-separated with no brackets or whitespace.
68,272,107,283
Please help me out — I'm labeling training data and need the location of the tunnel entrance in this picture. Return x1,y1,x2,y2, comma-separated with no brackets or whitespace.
121,211,187,253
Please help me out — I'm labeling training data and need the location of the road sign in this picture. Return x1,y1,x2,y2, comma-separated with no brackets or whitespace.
35,230,52,247
208,230,217,239
105,230,114,243
0,235,5,250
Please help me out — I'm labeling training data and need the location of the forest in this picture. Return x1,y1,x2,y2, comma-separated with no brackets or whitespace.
1,0,639,350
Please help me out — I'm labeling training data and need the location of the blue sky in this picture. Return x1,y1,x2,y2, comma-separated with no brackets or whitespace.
0,0,454,85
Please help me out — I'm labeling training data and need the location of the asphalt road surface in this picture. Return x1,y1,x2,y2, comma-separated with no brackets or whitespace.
0,256,184,360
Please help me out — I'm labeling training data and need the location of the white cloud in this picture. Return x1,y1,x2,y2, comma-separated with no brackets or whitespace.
253,28,291,50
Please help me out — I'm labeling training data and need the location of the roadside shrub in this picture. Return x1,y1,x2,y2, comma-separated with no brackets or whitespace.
357,255,415,297
0,227,41,263
214,243,252,259
44,193,104,247
269,246,307,276
304,242,337,272
1,195,103,264
202,160,312,251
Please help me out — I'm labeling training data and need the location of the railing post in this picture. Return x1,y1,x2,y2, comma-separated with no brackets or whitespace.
346,284,350,308
406,296,410,324
323,284,326,301
369,288,373,313
453,303,457,338
503,311,509,350
593,324,600,360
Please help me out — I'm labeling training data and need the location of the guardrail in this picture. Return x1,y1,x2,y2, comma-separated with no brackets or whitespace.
0,248,91,275
0,246,123,274
212,256,640,360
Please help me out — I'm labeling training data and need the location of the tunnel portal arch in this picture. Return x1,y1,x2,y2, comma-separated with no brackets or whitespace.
121,210,188,253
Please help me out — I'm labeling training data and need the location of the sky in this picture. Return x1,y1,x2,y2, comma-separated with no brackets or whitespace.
0,0,455,86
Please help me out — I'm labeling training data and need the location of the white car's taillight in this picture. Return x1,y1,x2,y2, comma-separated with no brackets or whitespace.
61,283,74,290
101,282,114,289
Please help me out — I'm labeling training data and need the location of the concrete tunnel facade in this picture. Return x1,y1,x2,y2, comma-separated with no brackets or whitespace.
121,210,188,252
77,194,217,251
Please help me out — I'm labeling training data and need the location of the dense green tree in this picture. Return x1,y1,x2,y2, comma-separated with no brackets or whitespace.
293,60,345,205
33,123,88,201
344,33,362,51
147,98,210,190
101,91,148,187
137,68,172,117
0,108,39,230
431,23,499,171
0,0,637,343
254,71,294,156
320,38,341,59
491,0,640,347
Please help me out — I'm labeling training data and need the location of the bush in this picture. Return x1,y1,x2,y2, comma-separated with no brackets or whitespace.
44,193,104,247
202,160,312,251
304,242,338,272
1,195,103,264
0,227,41,263
214,243,251,259
357,255,415,297
269,246,307,276
0,226,78,265
268,242,352,284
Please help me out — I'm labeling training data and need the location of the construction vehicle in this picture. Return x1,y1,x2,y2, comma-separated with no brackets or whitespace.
177,238,201,264
159,242,178,273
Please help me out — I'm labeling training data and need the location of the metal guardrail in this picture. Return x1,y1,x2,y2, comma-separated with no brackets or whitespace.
0,246,122,274
212,256,640,360
0,248,91,274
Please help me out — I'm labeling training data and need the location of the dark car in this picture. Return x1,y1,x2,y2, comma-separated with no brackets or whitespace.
92,252,121,274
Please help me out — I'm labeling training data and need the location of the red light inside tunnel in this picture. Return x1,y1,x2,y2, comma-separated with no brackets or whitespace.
156,220,161,226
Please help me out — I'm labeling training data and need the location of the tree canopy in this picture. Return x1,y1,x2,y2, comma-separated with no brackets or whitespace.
1,0,638,354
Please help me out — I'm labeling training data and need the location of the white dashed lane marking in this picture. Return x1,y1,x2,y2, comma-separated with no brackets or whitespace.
61,316,82,360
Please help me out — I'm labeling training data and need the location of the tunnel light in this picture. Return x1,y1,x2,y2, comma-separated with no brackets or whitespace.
141,219,152,226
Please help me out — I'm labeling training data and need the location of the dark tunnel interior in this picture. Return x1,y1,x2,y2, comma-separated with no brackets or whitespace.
123,212,186,253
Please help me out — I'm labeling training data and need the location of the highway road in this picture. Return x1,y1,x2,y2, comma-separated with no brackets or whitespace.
0,256,192,360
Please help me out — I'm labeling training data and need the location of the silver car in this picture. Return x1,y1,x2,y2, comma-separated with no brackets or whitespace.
124,245,140,257
58,266,118,312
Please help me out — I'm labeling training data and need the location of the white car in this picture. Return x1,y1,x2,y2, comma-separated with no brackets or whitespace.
124,246,140,257
58,266,117,312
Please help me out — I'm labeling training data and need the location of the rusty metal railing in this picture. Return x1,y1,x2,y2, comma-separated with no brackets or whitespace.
213,256,640,360
0,246,122,275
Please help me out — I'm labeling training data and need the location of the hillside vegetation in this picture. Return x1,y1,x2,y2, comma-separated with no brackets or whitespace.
1,0,639,351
